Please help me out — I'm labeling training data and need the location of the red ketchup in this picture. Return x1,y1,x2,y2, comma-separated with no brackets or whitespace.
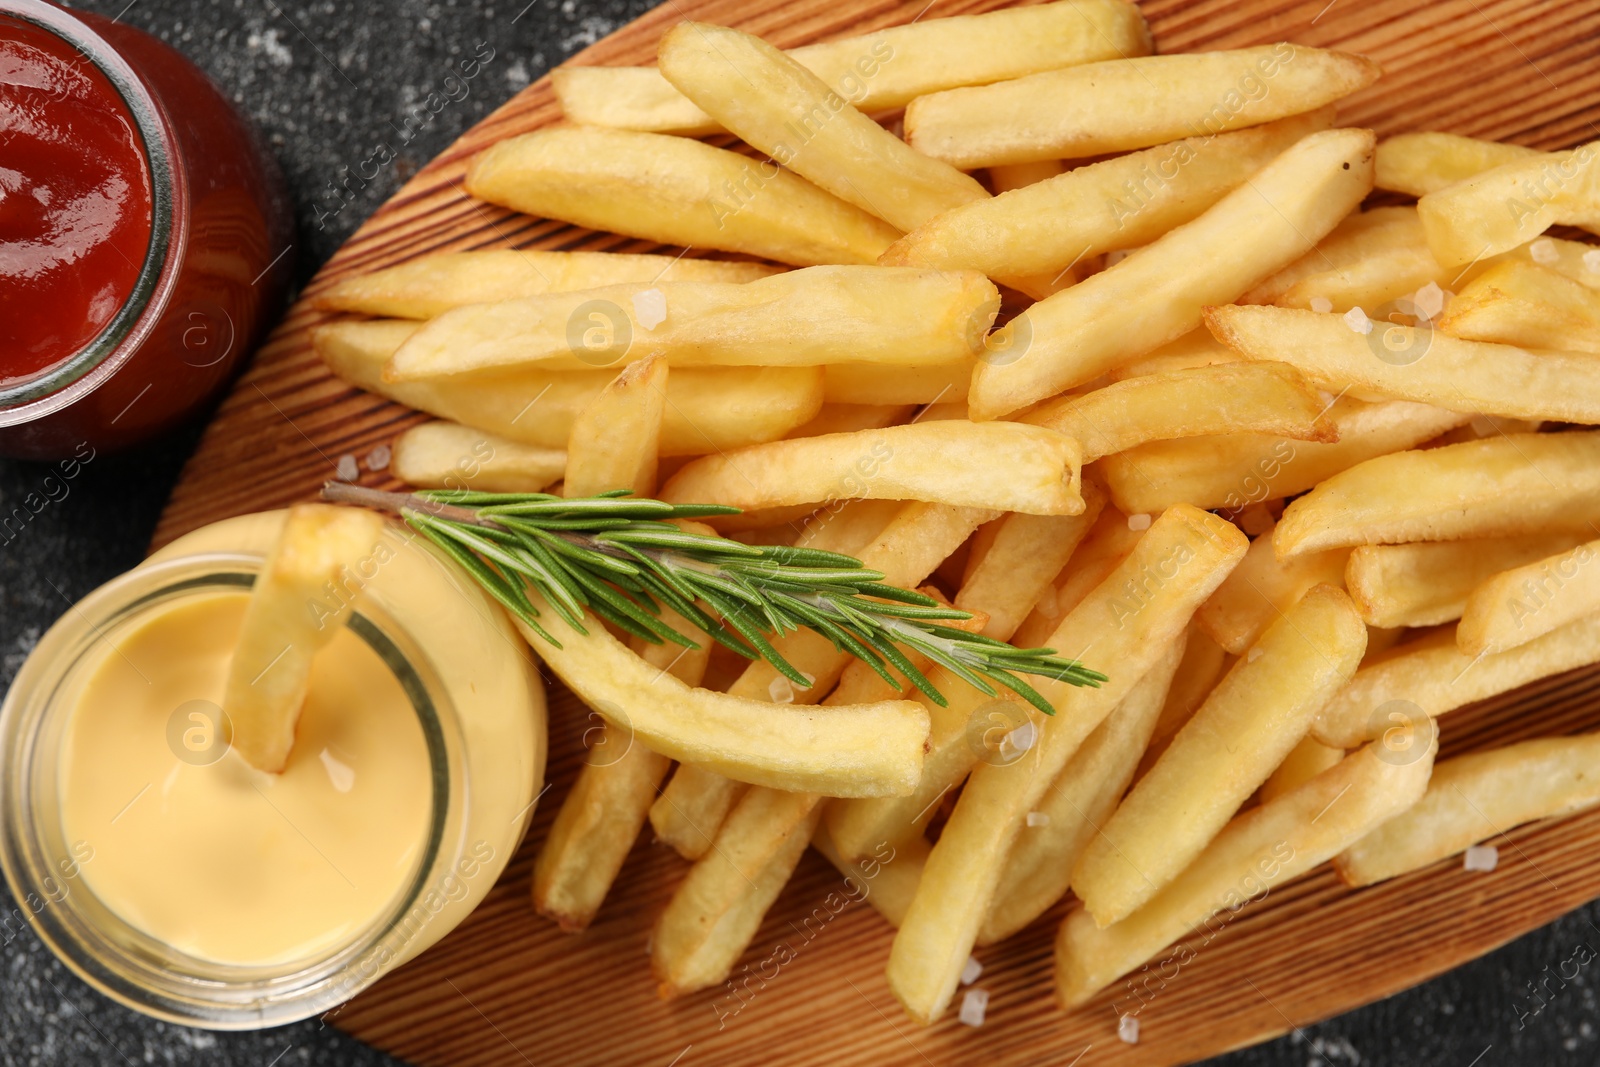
0,1,293,460
0,18,154,382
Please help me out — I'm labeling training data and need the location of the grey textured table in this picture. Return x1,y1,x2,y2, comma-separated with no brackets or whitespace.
2,2,1598,1064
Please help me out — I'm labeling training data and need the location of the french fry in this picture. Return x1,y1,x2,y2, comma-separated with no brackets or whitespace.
970,128,1376,419
955,487,1106,640
1313,617,1600,748
823,361,971,405
1336,734,1600,887
1346,532,1589,629
1207,304,1600,425
562,356,667,498
1100,399,1468,516
651,788,823,995
1136,625,1232,777
1107,329,1240,381
812,823,929,929
882,110,1333,283
314,320,824,455
385,267,997,380
1496,233,1600,291
466,126,900,266
1259,735,1344,804
1417,141,1600,267
1272,431,1600,558
887,506,1246,1023
533,611,711,931
512,598,928,797
650,765,750,863
1439,259,1600,353
551,0,1153,136
988,160,1065,193
1242,205,1426,305
1275,244,1450,313
979,634,1187,945
905,46,1378,169
660,23,987,234
659,421,1083,516
391,421,565,493
1056,731,1437,1007
1375,132,1545,197
1010,505,1142,649
1458,538,1600,656
1073,585,1366,926
224,504,389,773
788,403,915,439
313,249,781,319
1196,522,1351,654
1022,363,1336,462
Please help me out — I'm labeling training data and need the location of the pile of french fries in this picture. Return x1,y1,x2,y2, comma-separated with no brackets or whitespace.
310,0,1600,1030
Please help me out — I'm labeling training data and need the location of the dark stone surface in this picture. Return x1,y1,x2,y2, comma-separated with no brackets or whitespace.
1,1,1597,1063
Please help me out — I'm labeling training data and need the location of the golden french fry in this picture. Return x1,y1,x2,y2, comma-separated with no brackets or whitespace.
314,320,823,455
660,23,986,233
391,421,565,493
1495,233,1600,290
551,0,1152,136
1458,538,1600,656
1073,585,1366,926
823,361,971,404
956,487,1106,640
660,421,1083,516
1375,132,1545,198
1418,141,1600,267
788,403,915,438
1100,398,1469,516
224,505,388,773
562,356,666,498
1440,259,1600,353
1276,244,1450,313
1107,329,1240,381
313,249,781,319
533,614,710,930
650,765,749,863
1137,625,1232,777
651,789,823,995
1197,522,1351,654
1336,734,1600,887
1056,731,1437,1007
979,634,1187,946
1259,735,1344,804
988,160,1065,193
1023,362,1336,463
1313,617,1600,748
1010,505,1142,649
1242,205,1426,305
883,110,1333,282
970,128,1376,419
1346,532,1589,629
513,598,928,797
905,46,1378,169
1273,431,1600,558
812,823,929,930
466,126,900,266
386,267,996,380
1209,304,1600,426
887,506,1246,1023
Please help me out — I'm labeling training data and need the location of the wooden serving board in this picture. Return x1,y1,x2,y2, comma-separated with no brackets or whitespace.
153,0,1600,1063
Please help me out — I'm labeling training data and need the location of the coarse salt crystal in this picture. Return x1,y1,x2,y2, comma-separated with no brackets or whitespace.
366,444,392,472
1584,249,1600,274
1026,811,1050,828
959,989,989,1027
1530,238,1559,265
1127,513,1152,531
336,454,359,481
1118,1014,1140,1044
961,957,983,986
999,720,1037,762
1412,281,1446,321
632,288,668,329
1464,844,1499,872
1343,306,1372,335
1309,297,1334,314
768,677,796,704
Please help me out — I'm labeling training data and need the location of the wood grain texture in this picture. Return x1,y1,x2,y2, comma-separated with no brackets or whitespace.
151,0,1600,1063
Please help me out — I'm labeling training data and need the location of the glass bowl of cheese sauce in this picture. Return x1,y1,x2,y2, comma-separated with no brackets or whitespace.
0,511,546,1028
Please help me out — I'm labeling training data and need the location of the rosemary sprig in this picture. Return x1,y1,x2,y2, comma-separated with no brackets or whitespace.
322,483,1106,714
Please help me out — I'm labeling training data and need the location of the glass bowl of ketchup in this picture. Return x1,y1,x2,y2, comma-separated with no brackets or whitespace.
0,0,293,460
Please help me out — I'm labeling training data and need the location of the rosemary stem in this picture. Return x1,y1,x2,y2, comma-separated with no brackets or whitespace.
320,482,498,527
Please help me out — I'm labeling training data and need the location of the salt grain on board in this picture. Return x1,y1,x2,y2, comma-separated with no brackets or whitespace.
959,989,989,1027
1464,844,1499,872
336,454,359,481
366,444,392,472
1119,1015,1140,1044
960,957,983,986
